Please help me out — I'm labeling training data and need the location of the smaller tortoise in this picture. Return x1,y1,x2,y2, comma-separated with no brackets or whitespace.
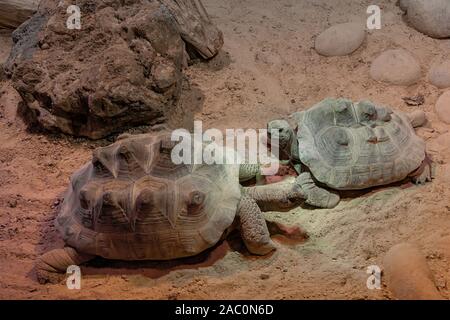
36,133,334,283
267,98,433,204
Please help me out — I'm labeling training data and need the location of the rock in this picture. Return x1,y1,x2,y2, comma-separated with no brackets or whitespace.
5,0,223,139
383,243,443,300
428,60,450,89
435,91,450,124
157,0,224,60
0,0,39,29
400,0,450,39
406,110,427,128
315,22,366,57
370,49,422,85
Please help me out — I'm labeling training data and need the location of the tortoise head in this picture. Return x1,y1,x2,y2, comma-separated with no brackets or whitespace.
267,119,294,160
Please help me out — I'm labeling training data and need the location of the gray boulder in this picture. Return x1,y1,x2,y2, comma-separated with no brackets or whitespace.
400,0,450,39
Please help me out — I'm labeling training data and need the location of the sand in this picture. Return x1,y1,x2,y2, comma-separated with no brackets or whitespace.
0,0,449,299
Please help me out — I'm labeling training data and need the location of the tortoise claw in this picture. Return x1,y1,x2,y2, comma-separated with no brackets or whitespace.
411,155,435,185
412,167,433,185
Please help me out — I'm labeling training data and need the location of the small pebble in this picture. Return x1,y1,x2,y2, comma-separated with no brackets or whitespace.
315,22,366,57
259,274,270,280
8,199,17,208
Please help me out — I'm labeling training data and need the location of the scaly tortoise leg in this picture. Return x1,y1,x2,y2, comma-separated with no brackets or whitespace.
36,247,94,284
239,162,292,185
410,153,435,185
238,179,310,254
297,172,340,208
239,163,265,185
237,195,277,255
243,172,340,209
412,164,433,185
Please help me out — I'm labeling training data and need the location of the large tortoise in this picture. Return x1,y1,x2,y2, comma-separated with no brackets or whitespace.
268,98,433,197
36,133,335,283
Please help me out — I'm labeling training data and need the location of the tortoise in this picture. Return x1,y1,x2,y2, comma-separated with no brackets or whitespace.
36,132,336,283
267,98,434,203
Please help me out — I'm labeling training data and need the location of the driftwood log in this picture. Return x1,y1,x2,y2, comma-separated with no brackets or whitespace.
0,0,39,29
159,0,223,59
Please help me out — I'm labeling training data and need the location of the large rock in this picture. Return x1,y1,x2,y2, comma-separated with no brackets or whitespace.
0,0,39,29
370,49,422,85
400,0,450,39
383,243,443,300
315,22,366,57
428,60,450,89
5,0,223,139
435,91,450,124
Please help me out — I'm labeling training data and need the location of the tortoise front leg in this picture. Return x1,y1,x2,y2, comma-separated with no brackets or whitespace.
243,172,340,209
297,173,340,208
237,195,276,255
35,247,94,284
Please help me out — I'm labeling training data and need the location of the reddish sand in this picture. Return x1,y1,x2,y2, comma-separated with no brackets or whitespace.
0,0,449,299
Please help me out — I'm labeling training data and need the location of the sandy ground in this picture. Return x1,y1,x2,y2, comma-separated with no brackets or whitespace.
1,0,450,299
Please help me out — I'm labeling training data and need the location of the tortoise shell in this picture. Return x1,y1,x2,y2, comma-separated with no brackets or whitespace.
295,98,426,190
56,133,241,260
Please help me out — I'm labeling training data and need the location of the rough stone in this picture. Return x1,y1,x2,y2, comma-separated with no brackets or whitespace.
5,0,223,139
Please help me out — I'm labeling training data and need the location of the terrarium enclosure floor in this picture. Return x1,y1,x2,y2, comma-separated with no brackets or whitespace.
1,0,450,299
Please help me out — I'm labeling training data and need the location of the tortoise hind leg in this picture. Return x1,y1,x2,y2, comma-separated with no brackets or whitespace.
36,247,94,284
237,195,276,255
411,163,434,185
411,154,435,185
